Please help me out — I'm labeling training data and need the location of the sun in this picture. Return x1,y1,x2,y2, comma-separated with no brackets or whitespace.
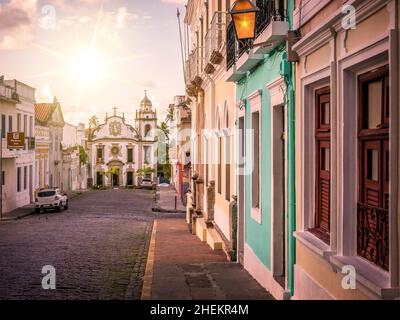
70,49,106,83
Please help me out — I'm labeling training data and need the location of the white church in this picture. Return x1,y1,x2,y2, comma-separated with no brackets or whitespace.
89,92,158,187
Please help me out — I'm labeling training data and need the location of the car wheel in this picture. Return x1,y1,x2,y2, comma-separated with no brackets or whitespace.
64,201,69,210
56,204,62,212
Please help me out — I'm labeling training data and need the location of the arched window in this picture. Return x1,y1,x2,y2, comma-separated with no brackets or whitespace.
224,101,230,201
216,107,222,194
144,124,151,137
224,101,229,129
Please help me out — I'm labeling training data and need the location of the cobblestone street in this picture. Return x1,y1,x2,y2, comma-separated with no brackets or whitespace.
0,189,155,300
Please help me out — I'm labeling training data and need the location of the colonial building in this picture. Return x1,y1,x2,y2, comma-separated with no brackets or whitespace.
1,78,36,214
292,0,399,299
183,0,237,261
62,122,88,192
183,0,296,300
34,97,65,190
89,92,158,188
168,95,191,205
225,0,296,299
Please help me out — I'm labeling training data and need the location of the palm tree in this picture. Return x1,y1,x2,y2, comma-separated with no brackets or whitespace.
157,121,170,142
88,115,99,141
165,105,174,123
88,115,99,129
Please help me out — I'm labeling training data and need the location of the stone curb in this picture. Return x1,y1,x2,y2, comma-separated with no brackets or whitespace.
151,206,186,214
141,220,157,300
0,191,86,222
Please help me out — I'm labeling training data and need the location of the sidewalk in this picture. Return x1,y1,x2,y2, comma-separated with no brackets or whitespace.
0,189,86,221
0,204,34,221
142,218,274,300
154,185,186,213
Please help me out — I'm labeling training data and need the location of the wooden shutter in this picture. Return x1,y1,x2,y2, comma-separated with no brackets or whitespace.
311,87,331,244
317,141,330,235
357,66,389,270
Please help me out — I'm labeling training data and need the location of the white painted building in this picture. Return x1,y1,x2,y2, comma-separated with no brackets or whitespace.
62,122,88,191
34,98,65,190
1,78,36,214
89,92,158,187
168,95,191,197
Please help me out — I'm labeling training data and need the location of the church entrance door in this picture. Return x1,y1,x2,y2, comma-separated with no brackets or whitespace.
112,171,120,187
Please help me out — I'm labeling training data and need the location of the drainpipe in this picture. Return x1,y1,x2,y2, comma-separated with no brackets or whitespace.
286,0,296,297
287,65,296,296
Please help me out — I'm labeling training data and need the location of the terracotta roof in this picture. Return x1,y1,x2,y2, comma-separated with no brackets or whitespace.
35,103,55,123
35,98,64,126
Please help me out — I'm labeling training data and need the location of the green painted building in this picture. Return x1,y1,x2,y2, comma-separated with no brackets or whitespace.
227,0,295,299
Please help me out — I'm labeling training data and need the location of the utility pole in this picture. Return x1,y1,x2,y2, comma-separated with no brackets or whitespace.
177,8,186,85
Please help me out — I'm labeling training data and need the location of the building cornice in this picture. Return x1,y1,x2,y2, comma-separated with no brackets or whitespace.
293,0,390,57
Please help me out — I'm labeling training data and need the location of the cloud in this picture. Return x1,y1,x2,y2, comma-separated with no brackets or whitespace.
0,7,31,30
0,0,38,50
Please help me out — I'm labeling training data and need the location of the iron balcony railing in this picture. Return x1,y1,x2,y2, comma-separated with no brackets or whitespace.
205,11,226,65
226,0,287,70
357,202,389,271
226,20,236,70
185,46,203,85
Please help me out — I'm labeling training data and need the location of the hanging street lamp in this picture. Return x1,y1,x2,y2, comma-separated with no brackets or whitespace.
229,0,260,41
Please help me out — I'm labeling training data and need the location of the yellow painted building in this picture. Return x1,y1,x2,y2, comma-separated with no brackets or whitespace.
293,0,400,299
184,0,237,257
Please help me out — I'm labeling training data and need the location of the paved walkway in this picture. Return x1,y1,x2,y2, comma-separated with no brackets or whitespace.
1,190,87,221
0,204,34,221
155,185,185,212
142,218,274,300
0,189,154,300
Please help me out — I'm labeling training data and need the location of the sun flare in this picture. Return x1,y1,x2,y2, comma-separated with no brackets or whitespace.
70,49,106,83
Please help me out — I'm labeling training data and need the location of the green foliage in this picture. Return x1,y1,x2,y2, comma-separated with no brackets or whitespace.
78,145,89,165
107,167,120,176
165,105,174,123
163,163,171,180
157,121,170,141
88,115,99,128
136,166,155,177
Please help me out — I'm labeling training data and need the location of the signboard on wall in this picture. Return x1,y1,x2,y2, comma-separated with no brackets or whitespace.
7,132,25,149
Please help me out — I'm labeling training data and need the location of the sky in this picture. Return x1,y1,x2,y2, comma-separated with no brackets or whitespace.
0,0,187,126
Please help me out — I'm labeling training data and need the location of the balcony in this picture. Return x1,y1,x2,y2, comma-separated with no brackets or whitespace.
357,203,389,271
226,0,289,81
185,47,203,96
204,12,226,74
0,83,19,103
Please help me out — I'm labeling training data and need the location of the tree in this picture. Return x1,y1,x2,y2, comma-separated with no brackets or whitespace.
157,121,170,142
78,145,89,165
88,115,99,141
165,105,174,123
136,166,155,178
88,115,99,128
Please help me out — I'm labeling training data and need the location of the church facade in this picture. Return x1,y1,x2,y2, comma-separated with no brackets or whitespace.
89,92,158,188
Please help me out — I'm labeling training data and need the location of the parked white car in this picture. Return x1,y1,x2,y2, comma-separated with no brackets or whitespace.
141,178,152,187
35,189,68,213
